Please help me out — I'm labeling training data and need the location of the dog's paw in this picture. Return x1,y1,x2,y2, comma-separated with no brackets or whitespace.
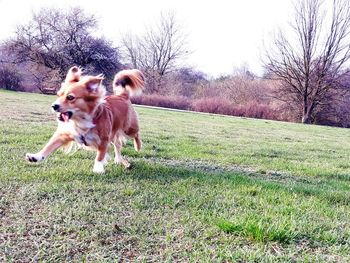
26,153,44,163
102,154,110,164
93,161,105,173
122,159,131,169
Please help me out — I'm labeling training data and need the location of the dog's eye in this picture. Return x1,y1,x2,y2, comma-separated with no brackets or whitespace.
66,95,75,101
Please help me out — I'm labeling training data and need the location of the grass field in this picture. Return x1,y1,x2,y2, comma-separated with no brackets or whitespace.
1,89,350,261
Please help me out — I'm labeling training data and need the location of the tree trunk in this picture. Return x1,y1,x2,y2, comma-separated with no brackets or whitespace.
302,113,311,124
301,101,313,124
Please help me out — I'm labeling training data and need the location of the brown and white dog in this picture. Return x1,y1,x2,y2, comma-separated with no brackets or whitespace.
25,66,145,173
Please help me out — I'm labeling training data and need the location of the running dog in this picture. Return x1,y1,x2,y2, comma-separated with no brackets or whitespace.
26,66,144,173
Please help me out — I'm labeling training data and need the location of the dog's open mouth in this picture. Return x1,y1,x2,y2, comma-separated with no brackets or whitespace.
58,111,73,122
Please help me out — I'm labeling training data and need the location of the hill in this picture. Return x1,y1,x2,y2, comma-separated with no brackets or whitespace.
1,90,350,261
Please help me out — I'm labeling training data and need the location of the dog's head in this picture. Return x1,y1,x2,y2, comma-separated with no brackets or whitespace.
52,66,105,122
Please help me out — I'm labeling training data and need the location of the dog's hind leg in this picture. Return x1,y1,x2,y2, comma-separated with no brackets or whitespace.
125,128,142,152
112,136,130,169
133,132,142,151
26,132,72,163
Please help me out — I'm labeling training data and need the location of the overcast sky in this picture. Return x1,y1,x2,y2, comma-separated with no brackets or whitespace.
0,0,294,77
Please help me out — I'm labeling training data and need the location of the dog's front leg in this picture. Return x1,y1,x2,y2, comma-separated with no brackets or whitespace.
93,142,109,173
26,132,73,163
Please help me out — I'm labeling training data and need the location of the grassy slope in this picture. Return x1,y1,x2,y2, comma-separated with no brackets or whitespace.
1,89,350,262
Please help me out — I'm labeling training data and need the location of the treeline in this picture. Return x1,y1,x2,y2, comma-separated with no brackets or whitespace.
0,1,350,127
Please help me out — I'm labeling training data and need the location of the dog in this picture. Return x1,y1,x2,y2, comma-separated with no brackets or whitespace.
25,66,145,173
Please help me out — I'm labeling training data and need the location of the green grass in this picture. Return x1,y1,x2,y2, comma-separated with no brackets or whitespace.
1,89,350,261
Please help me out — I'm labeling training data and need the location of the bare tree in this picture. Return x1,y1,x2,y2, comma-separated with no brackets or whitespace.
161,67,207,97
122,12,190,93
264,0,350,123
2,7,122,92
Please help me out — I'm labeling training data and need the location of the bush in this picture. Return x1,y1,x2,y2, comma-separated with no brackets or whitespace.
232,102,278,120
191,97,234,115
192,98,277,120
0,67,22,91
134,95,278,120
132,94,191,110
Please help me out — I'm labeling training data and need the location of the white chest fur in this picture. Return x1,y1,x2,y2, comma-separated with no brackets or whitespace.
57,119,100,148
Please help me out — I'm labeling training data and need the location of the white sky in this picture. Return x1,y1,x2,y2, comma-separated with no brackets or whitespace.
0,0,294,77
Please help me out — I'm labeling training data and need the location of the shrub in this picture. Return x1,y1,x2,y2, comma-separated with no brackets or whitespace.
232,102,278,120
0,66,22,91
132,94,191,110
191,97,234,115
133,94,279,120
192,97,278,120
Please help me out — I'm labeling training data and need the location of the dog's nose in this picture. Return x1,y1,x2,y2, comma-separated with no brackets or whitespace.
52,104,60,111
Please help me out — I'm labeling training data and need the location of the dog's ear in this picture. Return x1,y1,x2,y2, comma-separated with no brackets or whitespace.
86,75,104,92
65,66,82,83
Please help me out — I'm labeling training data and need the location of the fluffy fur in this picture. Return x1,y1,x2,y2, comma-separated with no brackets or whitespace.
26,66,145,173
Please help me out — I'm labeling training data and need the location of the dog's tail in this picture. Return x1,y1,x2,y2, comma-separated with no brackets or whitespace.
113,69,145,98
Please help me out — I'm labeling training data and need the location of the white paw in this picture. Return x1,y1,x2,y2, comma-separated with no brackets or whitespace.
114,157,121,164
26,153,45,163
102,154,110,164
114,156,130,169
122,159,131,169
93,160,105,173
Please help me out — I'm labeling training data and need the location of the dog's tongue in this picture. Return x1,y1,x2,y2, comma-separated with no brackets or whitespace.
62,112,69,122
